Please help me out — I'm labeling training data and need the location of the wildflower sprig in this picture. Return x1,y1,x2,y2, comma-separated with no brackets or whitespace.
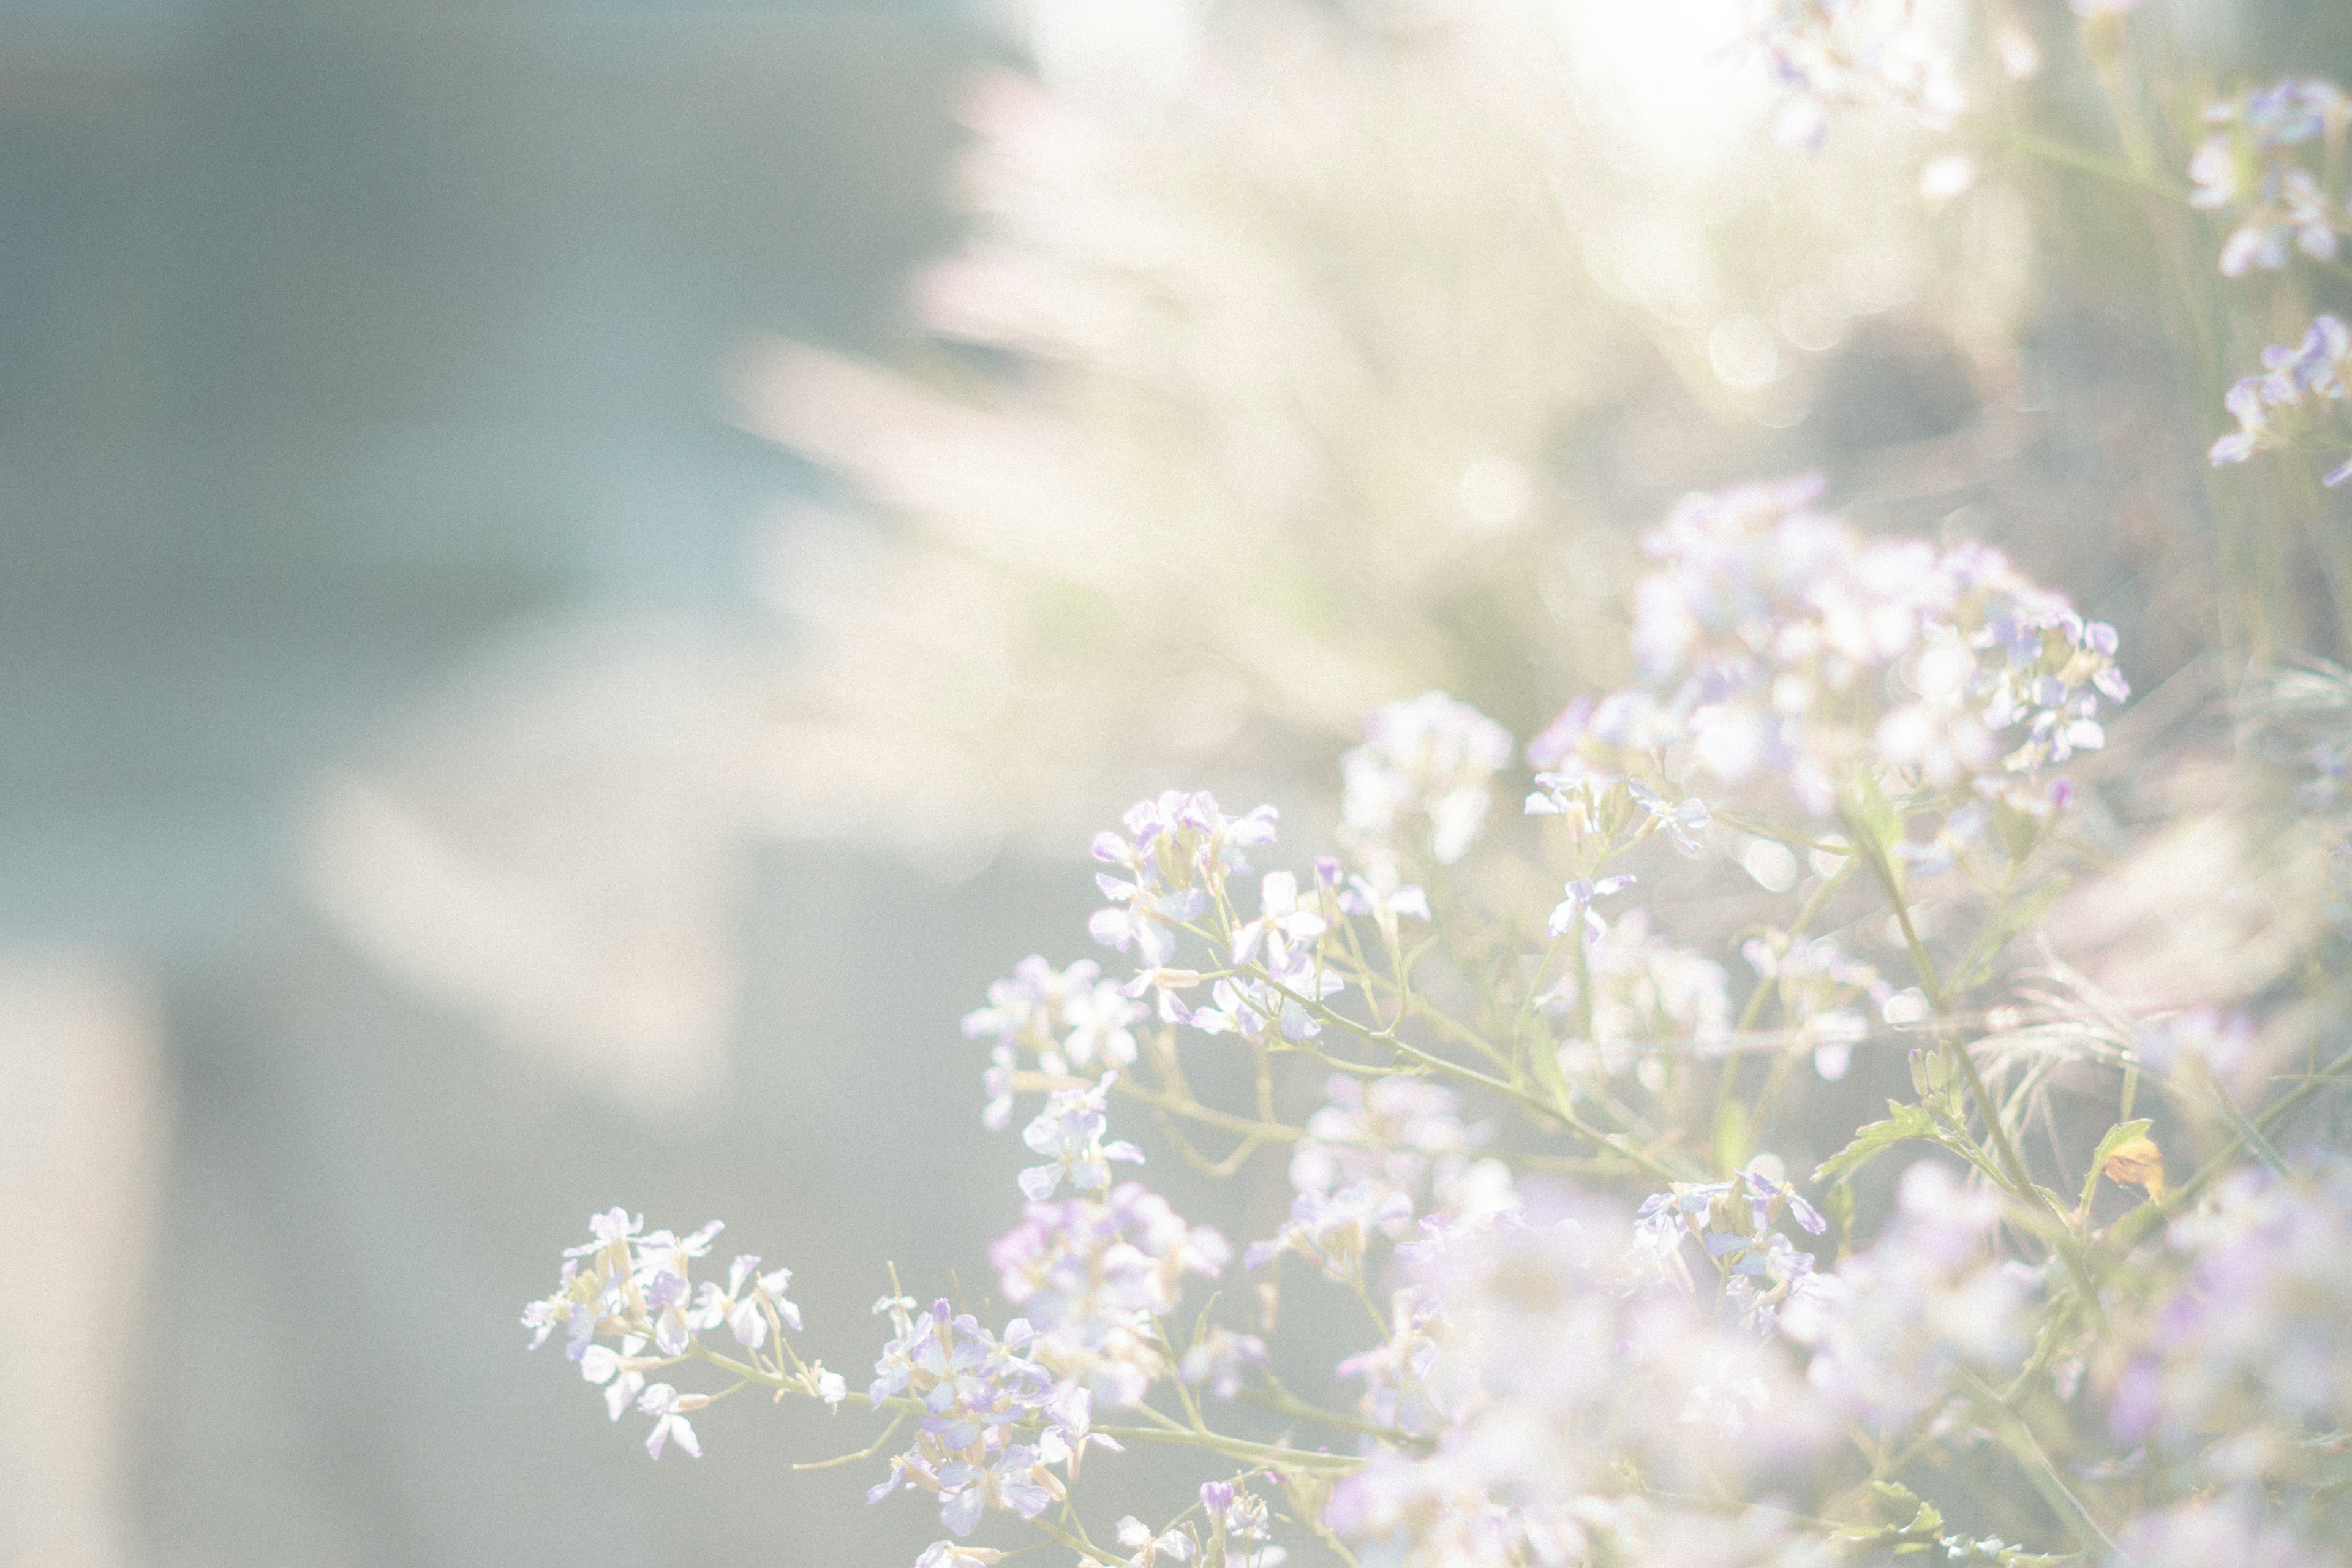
2190,77,2352,278
513,9,2352,1555
524,470,2352,1563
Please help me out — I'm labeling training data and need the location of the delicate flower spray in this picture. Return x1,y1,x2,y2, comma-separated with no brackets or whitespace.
520,10,2352,1563
522,464,2351,1566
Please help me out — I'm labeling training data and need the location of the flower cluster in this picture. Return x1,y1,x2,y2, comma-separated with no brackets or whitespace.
2209,314,2352,486
1326,1191,1829,1568
475,0,2352,1553
2110,1159,2352,1493
521,1209,839,1458
1289,1075,1486,1210
1730,0,1964,149
1253,1076,1512,1282
1784,1161,2035,1434
964,956,1143,1129
1090,791,1278,967
867,1297,1069,1536
1340,691,1515,871
1016,1074,1144,1200
1544,475,2127,817
2190,78,2352,277
514,456,2352,1568
989,1176,1229,1407
1634,1162,1832,1330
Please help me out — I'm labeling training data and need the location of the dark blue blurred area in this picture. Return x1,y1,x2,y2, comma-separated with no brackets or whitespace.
0,0,970,952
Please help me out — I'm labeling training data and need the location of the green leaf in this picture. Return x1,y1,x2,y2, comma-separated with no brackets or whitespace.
1814,1101,1937,1182
2079,1118,2154,1212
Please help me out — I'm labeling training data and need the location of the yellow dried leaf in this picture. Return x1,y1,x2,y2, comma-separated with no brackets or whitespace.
2102,1134,2166,1204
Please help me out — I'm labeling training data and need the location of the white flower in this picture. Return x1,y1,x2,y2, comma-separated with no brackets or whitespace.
636,1382,707,1460
579,1333,649,1422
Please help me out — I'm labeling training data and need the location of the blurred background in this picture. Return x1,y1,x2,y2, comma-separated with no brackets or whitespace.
4,0,2350,1563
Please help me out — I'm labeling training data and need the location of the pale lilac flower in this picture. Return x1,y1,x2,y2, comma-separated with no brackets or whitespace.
1785,1161,2032,1433
1547,874,1634,943
1336,865,1431,946
914,1543,1005,1568
563,1206,644,1260
1327,1191,1831,1567
1185,954,1342,1044
644,1266,696,1356
1525,755,1711,862
1229,870,1327,967
962,956,1143,1079
1243,1183,1415,1278
1336,1290,1450,1435
579,1334,649,1422
991,1182,1227,1406
1031,1382,1123,1474
936,1444,1054,1536
1635,1167,1830,1332
2193,79,2351,279
1732,0,1964,145
1200,1480,1287,1568
1090,791,1276,967
690,1256,801,1349
633,1219,724,1284
1741,930,1887,1079
1019,1074,1144,1199
1289,1074,1486,1213
2111,1159,2352,1480
2212,317,2352,483
1114,1515,1193,1566
636,1382,706,1460
1340,692,1514,869
1600,477,2127,811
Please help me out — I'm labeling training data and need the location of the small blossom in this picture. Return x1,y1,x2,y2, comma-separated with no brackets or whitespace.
1340,692,1515,870
579,1335,649,1422
636,1382,706,1460
2192,78,2351,279
1019,1074,1145,1200
1732,0,1964,145
963,956,1143,1080
1090,792,1276,967
1547,874,1634,943
915,1543,1006,1568
1229,870,1327,967
2211,315,2352,484
1336,865,1431,947
690,1255,802,1348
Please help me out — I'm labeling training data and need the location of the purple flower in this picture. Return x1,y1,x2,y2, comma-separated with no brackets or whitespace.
962,956,1143,1079
1546,874,1634,943
936,1444,1054,1536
